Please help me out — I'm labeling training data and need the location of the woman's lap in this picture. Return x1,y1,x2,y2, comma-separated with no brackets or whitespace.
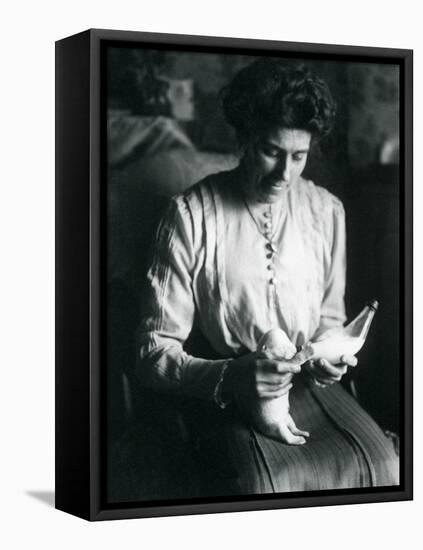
196,377,399,496
109,379,399,502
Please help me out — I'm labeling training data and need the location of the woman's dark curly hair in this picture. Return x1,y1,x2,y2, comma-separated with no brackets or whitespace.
221,59,336,147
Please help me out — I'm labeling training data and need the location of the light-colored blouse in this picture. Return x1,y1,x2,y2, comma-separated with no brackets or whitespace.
137,168,347,400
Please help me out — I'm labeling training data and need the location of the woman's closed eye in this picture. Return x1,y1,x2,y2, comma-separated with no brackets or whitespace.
259,144,307,163
292,152,307,162
259,144,281,158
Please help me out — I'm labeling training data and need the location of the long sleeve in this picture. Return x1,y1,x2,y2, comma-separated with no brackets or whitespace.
136,195,228,400
313,198,347,341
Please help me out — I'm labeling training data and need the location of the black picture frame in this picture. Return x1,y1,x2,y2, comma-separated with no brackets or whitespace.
55,28,413,521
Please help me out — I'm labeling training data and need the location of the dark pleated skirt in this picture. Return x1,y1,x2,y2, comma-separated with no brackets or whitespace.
195,375,399,497
109,376,399,502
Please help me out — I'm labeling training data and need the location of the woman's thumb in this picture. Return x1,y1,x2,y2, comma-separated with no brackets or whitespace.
289,345,314,365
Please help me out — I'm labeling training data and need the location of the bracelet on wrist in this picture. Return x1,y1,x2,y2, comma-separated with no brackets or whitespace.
213,359,233,409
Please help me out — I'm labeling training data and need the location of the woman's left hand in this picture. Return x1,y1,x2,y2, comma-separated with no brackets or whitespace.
305,355,358,387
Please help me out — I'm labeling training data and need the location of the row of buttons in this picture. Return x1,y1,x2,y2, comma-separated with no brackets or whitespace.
264,212,277,286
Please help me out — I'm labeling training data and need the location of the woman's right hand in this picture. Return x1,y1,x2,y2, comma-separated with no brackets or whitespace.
225,347,311,402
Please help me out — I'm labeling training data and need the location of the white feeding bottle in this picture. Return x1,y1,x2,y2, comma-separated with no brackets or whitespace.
304,300,379,364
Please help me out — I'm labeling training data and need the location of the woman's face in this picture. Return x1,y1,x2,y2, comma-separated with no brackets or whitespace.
242,128,312,204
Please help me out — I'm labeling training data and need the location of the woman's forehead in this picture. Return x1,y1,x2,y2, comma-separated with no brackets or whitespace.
262,128,312,151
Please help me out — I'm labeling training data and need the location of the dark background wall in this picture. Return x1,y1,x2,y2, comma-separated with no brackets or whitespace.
107,47,400,434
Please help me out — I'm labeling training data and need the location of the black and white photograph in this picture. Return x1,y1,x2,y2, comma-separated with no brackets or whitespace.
104,40,408,507
3,0,421,545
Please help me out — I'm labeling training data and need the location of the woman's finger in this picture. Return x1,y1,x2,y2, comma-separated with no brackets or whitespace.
289,345,314,365
313,378,328,388
257,381,292,395
256,349,273,360
315,359,348,378
258,384,293,398
314,376,336,386
257,358,301,375
257,379,292,392
340,354,358,367
274,360,302,375
256,372,293,386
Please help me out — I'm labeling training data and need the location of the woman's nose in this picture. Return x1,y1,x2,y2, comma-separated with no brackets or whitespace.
276,156,291,181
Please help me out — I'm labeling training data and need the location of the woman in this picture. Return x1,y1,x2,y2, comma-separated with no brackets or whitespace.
136,59,399,496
